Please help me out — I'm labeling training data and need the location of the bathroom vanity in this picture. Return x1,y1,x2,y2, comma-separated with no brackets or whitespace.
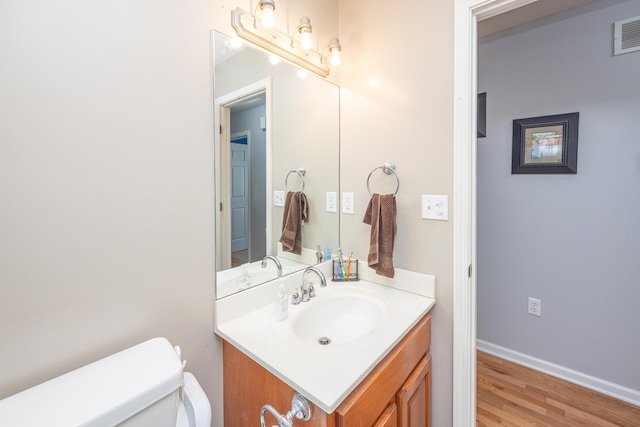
215,261,435,427
223,313,431,427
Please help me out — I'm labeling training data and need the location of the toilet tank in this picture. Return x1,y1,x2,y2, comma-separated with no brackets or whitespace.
0,337,183,427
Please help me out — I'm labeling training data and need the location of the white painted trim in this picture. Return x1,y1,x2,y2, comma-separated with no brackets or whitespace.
214,77,273,273
453,1,477,425
478,340,640,407
453,1,540,425
470,0,539,21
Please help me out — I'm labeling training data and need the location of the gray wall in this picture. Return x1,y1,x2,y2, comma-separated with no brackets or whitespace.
231,105,268,262
478,0,640,390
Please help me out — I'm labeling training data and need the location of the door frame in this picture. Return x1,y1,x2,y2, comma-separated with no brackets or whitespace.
214,78,272,271
453,0,538,425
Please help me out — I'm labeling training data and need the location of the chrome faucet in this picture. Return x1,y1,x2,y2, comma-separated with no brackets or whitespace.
261,255,283,278
301,267,327,302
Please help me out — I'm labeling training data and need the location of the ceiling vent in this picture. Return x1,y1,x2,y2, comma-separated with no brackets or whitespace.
614,16,640,56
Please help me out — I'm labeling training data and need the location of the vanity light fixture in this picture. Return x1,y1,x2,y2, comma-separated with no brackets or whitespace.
254,0,275,29
231,7,341,77
321,37,342,67
268,54,280,65
291,16,313,51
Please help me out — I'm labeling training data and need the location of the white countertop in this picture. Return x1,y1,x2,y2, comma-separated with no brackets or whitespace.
214,260,436,413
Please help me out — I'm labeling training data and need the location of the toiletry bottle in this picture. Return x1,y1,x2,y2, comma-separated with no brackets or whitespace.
275,282,289,321
237,266,252,291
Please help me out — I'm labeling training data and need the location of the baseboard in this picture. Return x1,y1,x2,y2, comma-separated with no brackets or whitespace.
477,340,640,407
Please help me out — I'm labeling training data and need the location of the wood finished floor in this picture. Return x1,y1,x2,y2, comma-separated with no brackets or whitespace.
477,351,640,426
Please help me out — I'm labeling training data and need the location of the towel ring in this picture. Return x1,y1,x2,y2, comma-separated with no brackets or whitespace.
285,167,306,192
367,162,399,196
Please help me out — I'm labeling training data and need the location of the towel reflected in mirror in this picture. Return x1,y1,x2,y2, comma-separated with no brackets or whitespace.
279,191,309,255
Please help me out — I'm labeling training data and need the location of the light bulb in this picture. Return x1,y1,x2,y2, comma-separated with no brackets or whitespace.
269,55,280,65
301,30,312,50
330,48,341,66
261,3,274,29
297,69,308,79
230,37,243,49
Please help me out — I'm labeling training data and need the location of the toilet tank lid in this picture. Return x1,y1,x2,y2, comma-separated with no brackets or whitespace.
0,337,183,426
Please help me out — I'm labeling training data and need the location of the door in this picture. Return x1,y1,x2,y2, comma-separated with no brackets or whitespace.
397,355,432,427
230,133,249,253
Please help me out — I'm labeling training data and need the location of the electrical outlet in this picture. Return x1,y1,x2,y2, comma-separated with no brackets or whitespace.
342,192,354,214
528,297,541,317
273,190,285,207
326,192,337,213
422,195,449,221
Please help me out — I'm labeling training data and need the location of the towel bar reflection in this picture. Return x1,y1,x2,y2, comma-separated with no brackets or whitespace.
367,162,399,196
285,167,306,192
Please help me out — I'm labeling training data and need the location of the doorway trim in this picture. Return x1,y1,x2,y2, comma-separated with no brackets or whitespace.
453,0,537,425
214,78,272,271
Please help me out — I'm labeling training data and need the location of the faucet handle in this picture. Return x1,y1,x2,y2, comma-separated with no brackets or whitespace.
308,285,315,298
291,287,301,305
300,286,310,302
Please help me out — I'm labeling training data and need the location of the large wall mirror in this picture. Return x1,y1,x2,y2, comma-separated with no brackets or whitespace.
213,31,340,299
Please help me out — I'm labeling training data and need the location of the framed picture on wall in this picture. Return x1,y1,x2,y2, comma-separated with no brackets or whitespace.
512,112,579,174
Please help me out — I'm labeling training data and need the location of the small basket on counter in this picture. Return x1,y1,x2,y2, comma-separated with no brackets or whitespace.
331,258,359,282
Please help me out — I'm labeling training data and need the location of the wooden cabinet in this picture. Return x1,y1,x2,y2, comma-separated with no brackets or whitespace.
223,314,431,427
397,356,431,427
373,404,397,427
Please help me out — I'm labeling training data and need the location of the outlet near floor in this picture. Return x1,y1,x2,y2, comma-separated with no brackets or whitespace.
528,297,541,317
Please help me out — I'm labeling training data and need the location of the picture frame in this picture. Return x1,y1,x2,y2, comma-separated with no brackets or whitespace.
512,112,579,174
477,92,487,138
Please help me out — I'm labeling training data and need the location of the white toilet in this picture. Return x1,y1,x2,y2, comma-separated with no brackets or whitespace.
0,337,212,427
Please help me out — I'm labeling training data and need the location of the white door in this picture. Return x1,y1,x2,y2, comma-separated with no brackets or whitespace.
230,134,249,253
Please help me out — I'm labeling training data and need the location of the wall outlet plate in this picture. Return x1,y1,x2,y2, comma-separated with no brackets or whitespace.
342,192,354,214
422,195,448,220
273,190,285,207
326,192,337,213
528,297,541,317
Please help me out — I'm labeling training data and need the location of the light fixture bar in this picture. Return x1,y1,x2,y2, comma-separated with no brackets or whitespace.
231,8,329,77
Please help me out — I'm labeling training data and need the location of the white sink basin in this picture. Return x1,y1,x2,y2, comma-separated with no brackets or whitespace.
273,285,389,346
215,263,436,413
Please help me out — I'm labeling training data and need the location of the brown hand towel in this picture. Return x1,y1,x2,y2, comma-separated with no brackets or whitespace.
279,191,309,255
362,193,396,278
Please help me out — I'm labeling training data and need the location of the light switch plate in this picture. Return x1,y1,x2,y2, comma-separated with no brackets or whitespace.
422,195,448,220
326,192,337,213
342,192,354,214
274,190,285,207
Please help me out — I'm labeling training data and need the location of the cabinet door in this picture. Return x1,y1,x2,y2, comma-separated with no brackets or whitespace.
397,355,432,427
373,404,398,427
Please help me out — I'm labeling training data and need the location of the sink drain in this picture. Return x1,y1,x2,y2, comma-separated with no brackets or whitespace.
318,337,331,345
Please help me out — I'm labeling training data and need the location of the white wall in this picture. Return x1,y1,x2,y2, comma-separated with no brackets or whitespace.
338,1,455,425
0,0,221,421
0,0,232,420
0,1,338,426
478,0,640,391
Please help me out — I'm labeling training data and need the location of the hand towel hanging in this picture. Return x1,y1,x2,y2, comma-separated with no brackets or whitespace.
362,193,396,278
279,191,309,255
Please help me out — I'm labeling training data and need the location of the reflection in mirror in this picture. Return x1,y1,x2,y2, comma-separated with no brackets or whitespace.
213,31,340,299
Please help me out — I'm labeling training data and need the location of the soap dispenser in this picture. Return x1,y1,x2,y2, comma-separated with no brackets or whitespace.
275,282,289,321
236,266,252,291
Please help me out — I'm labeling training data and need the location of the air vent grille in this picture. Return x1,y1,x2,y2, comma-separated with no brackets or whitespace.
614,16,640,55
